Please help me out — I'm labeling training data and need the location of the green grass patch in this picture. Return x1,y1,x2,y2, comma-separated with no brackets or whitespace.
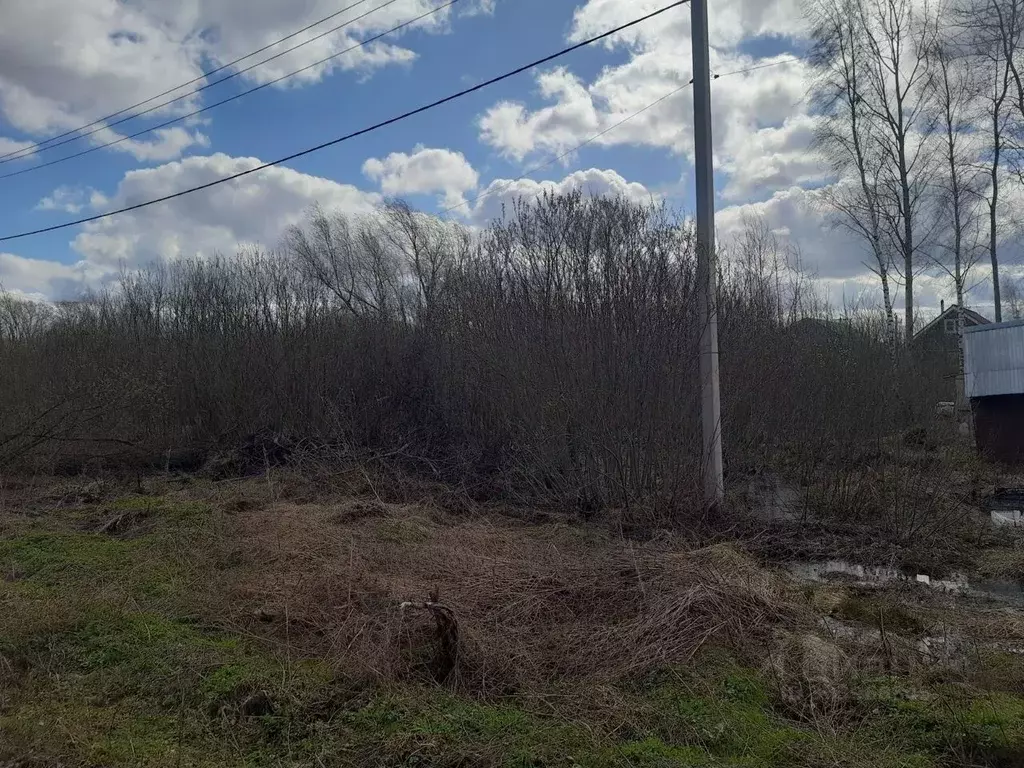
865,682,1024,766
1,607,336,767
834,593,928,635
0,532,144,585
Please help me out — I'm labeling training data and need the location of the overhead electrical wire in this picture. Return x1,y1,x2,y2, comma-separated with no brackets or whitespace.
0,0,459,181
713,56,805,78
0,0,381,163
0,0,429,166
0,0,690,243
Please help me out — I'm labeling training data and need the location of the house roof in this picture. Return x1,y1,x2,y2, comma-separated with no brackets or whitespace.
912,305,990,341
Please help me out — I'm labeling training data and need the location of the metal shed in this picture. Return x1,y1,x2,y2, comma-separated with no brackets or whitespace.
964,319,1024,464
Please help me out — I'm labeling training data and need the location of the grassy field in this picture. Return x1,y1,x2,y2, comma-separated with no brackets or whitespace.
2,471,1024,767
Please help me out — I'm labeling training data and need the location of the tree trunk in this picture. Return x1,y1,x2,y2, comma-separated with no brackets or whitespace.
880,265,898,352
990,209,1002,323
900,144,915,341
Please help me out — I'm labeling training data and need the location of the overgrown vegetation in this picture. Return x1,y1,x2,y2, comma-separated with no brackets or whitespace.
0,194,949,527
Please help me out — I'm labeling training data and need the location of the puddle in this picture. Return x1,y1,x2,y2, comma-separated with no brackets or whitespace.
788,560,1024,608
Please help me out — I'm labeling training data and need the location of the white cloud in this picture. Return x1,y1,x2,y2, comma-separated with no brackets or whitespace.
460,0,498,16
71,152,380,268
0,136,33,158
718,185,878,281
476,19,813,200
719,115,831,201
479,68,602,161
190,0,457,87
567,0,804,50
717,183,1021,314
0,0,460,164
36,186,93,214
363,145,479,208
90,125,211,162
470,167,655,223
0,252,97,301
0,0,204,137
12,161,656,300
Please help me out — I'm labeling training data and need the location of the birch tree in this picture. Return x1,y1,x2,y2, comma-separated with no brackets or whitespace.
928,33,985,309
809,0,940,342
962,0,1023,321
928,31,985,406
858,0,941,339
1005,276,1024,317
809,0,899,347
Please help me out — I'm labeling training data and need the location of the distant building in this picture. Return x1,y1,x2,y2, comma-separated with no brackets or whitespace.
965,319,1024,464
912,303,991,353
911,304,990,401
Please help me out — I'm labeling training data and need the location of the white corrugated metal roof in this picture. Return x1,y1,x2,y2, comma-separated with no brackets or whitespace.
965,319,1024,398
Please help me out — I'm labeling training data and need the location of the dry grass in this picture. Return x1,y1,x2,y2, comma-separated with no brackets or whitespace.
210,495,807,696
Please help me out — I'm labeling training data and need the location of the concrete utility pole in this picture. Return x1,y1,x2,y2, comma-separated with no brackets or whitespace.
690,0,724,511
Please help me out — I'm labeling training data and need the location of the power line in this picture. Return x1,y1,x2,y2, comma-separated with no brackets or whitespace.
0,0,383,163
0,0,457,180
714,55,805,79
0,0,426,166
0,0,689,243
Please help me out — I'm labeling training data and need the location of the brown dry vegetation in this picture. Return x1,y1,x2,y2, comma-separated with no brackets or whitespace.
0,194,949,527
2,469,1024,767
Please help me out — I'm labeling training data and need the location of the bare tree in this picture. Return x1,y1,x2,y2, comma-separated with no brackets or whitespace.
961,0,1021,321
0,292,54,342
1005,275,1024,317
809,0,941,343
286,204,375,317
927,29,986,405
857,0,941,340
929,29,984,308
809,0,900,347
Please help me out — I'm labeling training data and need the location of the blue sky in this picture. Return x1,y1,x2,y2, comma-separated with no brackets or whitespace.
0,0,1016,314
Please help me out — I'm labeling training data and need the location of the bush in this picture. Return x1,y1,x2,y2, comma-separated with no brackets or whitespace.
0,193,943,522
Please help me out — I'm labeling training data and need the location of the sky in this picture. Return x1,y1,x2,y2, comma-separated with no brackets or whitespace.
0,0,1018,313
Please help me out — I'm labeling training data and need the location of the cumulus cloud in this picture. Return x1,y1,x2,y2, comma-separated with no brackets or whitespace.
90,125,211,163
36,186,97,214
0,0,460,164
196,0,457,87
567,0,805,50
716,184,1023,313
717,185,880,281
476,0,813,201
470,167,655,223
363,145,479,208
0,252,98,301
479,68,602,161
719,115,831,201
70,152,380,268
